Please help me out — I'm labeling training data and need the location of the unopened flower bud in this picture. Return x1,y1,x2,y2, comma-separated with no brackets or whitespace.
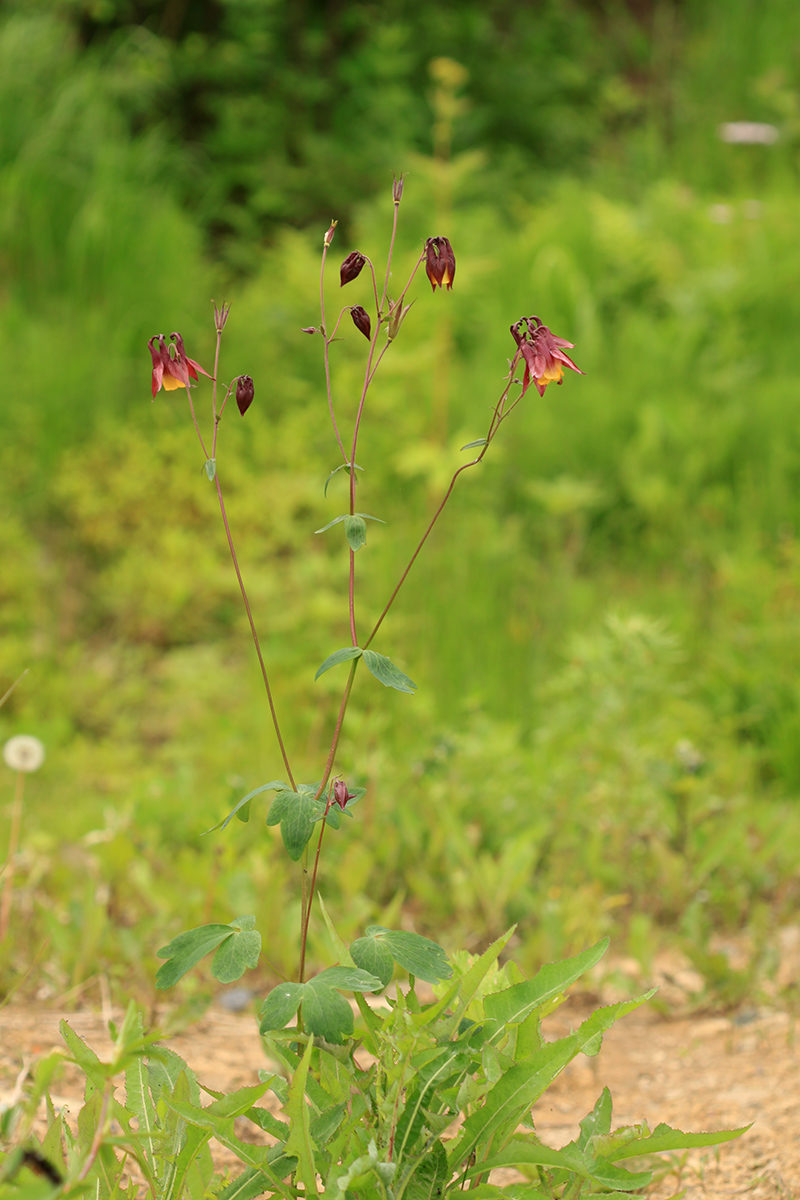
340,251,366,287
236,375,255,415
424,236,456,291
392,173,406,204
350,305,371,340
324,220,338,247
333,779,355,810
301,326,318,335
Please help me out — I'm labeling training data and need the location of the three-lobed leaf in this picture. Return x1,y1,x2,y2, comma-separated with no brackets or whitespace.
156,916,261,989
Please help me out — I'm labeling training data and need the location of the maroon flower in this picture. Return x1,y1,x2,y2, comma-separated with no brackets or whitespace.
350,305,371,340
424,237,456,292
340,251,366,287
148,332,211,399
236,375,255,415
332,779,356,811
510,316,584,397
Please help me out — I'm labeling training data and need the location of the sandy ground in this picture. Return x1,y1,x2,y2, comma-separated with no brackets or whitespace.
1,996,799,1198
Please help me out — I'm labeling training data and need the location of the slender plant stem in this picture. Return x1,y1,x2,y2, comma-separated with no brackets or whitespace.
364,350,523,650
185,388,210,462
0,669,28,712
321,242,349,464
0,771,24,941
299,794,332,983
214,474,296,789
380,203,400,311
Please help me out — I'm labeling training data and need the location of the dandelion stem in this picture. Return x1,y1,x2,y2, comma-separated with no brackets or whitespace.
0,770,24,942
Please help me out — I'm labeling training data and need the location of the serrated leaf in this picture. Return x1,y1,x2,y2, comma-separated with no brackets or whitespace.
284,1039,318,1197
578,1087,613,1149
361,650,417,693
360,927,451,984
608,1121,750,1162
405,1140,449,1200
461,438,487,450
314,647,362,680
204,458,216,481
59,1021,108,1092
211,927,261,984
344,515,367,552
205,781,288,834
485,940,609,1035
217,1167,274,1200
259,983,304,1034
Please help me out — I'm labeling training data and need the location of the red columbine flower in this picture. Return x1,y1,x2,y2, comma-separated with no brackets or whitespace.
148,332,211,398
332,779,356,811
510,316,584,397
236,375,255,415
350,305,371,340
424,236,455,291
340,251,366,286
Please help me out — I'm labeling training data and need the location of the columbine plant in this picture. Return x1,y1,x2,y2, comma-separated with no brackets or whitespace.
0,181,745,1200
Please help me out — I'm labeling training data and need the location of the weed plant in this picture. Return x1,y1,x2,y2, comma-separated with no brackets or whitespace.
0,180,748,1200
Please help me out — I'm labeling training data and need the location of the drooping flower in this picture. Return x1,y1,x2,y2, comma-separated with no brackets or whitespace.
340,251,366,287
350,305,371,340
510,315,584,397
332,779,356,811
424,236,456,291
148,332,211,399
236,375,255,415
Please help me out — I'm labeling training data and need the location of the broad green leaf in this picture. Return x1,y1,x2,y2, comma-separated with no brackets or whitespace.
344,514,367,551
204,458,216,481
205,781,288,834
312,966,383,993
205,1084,272,1120
259,983,304,1034
350,935,393,987
125,1051,158,1170
59,1021,107,1092
484,940,609,1034
211,926,261,984
469,1139,652,1191
362,650,417,693
284,1039,318,1197
358,927,451,984
314,647,362,680
266,788,321,860
156,921,246,989
608,1121,750,1162
404,1139,448,1200
302,983,355,1043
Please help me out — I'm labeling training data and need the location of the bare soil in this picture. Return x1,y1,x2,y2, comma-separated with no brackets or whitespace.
1,999,799,1198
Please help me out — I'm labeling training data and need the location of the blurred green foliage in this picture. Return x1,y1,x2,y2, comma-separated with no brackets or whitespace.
2,0,800,1006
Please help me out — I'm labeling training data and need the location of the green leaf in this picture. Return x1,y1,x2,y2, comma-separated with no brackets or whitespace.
266,788,322,860
404,1140,449,1200
211,924,261,984
357,926,451,984
125,1042,158,1171
484,940,609,1035
578,1087,613,1149
205,781,288,834
312,966,383,993
156,917,258,989
314,647,362,680
315,514,347,534
461,438,487,450
362,650,417,693
350,935,394,988
302,983,355,1043
608,1121,750,1162
59,1020,108,1092
284,1039,318,1197
323,463,363,498
217,1167,275,1200
344,515,367,551
259,983,304,1034
204,458,216,481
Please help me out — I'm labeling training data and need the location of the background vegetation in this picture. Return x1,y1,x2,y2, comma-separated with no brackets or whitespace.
2,0,800,1010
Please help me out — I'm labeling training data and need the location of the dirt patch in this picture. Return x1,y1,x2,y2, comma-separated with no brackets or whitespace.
1,1001,798,1197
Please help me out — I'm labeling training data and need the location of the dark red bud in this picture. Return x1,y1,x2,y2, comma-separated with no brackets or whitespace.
424,236,456,292
236,375,254,415
350,305,371,340
301,326,318,335
333,779,355,810
340,251,366,287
